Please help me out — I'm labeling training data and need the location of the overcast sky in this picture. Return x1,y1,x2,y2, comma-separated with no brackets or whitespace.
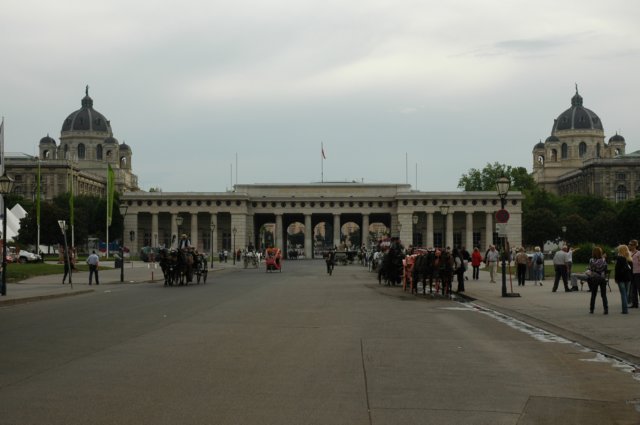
2,0,639,192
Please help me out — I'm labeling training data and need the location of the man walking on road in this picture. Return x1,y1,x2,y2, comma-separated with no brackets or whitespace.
87,250,100,285
552,246,571,292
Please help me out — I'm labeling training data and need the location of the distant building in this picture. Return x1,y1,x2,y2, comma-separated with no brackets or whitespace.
5,86,138,201
532,87,639,201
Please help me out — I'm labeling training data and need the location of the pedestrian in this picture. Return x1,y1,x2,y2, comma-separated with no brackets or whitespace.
629,240,640,309
614,244,632,314
86,250,100,285
587,246,608,314
325,249,335,275
552,246,571,292
452,248,465,292
223,249,228,263
461,246,471,281
532,246,544,286
471,247,482,280
567,245,579,280
485,245,499,283
515,247,529,286
61,249,71,284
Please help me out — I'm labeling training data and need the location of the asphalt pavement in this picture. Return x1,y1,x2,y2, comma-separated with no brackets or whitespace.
2,259,639,367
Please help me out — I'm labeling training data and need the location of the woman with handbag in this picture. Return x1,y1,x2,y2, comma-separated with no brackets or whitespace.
587,247,608,314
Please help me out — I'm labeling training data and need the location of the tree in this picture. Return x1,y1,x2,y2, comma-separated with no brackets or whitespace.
458,162,536,192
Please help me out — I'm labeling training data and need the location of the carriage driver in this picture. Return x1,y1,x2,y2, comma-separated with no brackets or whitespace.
178,234,191,251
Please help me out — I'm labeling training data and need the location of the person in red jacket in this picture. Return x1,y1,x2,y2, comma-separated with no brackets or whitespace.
471,247,483,280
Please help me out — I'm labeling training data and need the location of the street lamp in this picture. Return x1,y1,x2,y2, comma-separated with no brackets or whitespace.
412,214,419,246
57,219,72,288
561,225,567,244
175,215,183,248
210,222,216,269
0,172,15,296
496,176,518,297
232,227,237,265
119,203,129,283
439,204,449,249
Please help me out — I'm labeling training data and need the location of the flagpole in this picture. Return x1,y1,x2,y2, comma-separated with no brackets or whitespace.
37,157,40,256
321,142,324,183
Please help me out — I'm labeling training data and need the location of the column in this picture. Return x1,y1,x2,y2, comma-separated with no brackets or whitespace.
466,212,474,250
398,213,412,246
171,213,179,248
426,212,434,248
211,214,218,257
446,213,453,249
275,214,283,249
304,214,312,259
333,214,341,247
151,212,159,248
191,213,198,250
361,214,370,248
485,212,493,251
247,214,255,248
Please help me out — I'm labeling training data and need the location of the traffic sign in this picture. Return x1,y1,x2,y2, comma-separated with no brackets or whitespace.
496,223,508,237
495,209,510,223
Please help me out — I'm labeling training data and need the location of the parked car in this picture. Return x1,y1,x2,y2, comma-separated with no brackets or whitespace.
13,249,42,263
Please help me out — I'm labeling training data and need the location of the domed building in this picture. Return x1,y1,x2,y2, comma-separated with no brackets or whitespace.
532,87,639,201
6,86,138,201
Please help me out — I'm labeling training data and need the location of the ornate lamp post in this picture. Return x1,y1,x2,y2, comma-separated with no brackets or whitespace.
119,203,129,283
210,222,216,269
57,219,72,288
0,172,15,296
232,227,237,265
496,176,518,297
176,216,184,247
439,205,449,249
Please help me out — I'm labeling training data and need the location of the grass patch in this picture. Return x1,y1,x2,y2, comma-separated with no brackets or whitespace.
5,262,92,283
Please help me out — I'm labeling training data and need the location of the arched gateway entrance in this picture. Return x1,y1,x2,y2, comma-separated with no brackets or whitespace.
121,183,524,259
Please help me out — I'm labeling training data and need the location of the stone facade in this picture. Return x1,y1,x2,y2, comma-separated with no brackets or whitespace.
121,183,523,258
532,88,639,200
5,87,138,201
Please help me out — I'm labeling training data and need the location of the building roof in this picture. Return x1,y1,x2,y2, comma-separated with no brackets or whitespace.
552,88,604,132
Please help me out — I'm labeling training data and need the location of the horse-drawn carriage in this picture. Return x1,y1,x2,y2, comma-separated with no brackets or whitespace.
243,250,260,268
158,248,207,286
265,247,282,272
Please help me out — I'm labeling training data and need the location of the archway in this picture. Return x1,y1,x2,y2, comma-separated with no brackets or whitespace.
368,222,389,248
286,221,305,259
340,222,361,250
313,222,333,257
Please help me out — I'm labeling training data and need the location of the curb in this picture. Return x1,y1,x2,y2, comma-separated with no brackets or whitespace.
0,289,95,307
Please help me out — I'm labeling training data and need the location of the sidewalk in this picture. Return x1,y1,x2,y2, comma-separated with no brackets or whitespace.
2,261,639,367
0,260,237,307
460,270,640,366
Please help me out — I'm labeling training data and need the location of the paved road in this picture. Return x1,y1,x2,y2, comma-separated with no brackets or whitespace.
1,260,639,424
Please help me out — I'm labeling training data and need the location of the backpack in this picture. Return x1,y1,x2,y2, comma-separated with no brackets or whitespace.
535,253,543,265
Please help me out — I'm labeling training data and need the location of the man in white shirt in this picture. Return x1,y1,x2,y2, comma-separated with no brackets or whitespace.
552,246,570,292
485,245,500,283
86,250,100,285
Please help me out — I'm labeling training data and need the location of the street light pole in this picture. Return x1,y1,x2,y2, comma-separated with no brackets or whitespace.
232,227,237,265
210,222,216,269
412,214,419,247
58,219,72,288
119,203,129,283
496,176,519,297
0,172,15,296
439,205,449,249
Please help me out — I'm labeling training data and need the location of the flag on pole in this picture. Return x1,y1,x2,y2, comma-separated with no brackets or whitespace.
321,143,326,159
107,164,115,226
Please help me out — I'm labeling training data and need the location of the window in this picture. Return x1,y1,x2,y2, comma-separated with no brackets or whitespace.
615,185,628,202
551,149,558,161
561,143,568,159
78,143,85,159
579,142,587,157
596,144,601,158
97,145,103,160
616,173,626,180
453,232,462,248
433,232,443,249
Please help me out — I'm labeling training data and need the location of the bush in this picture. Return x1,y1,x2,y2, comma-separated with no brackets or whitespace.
570,243,614,264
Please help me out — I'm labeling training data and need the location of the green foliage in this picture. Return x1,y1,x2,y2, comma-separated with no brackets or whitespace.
457,162,536,192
